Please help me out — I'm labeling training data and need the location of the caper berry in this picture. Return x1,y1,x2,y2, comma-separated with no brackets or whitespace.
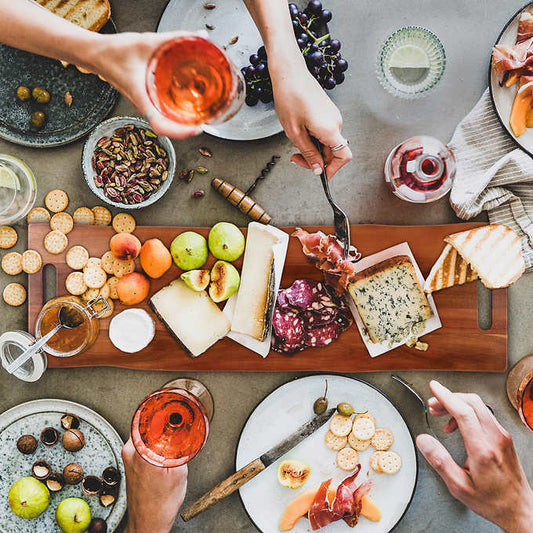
16,86,31,102
313,379,329,415
32,87,50,104
337,402,355,417
30,111,46,130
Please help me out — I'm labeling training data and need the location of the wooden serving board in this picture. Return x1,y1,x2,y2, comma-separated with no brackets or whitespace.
28,223,507,373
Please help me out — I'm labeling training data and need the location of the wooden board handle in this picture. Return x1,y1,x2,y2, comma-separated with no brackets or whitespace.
212,177,272,224
180,457,266,521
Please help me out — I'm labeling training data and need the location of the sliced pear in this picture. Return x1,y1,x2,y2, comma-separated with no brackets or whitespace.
180,269,210,291
209,261,240,303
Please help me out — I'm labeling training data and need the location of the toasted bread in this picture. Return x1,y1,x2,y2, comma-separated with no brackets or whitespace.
424,244,478,293
36,0,110,32
444,224,525,289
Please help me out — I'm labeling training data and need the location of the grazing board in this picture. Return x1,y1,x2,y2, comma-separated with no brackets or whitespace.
28,222,507,373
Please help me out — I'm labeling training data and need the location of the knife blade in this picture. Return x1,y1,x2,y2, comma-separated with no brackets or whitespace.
180,407,336,521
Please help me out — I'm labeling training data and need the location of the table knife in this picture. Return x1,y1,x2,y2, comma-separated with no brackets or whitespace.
180,407,336,521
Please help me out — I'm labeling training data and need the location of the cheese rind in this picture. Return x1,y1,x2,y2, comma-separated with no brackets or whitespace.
348,255,433,344
150,279,230,357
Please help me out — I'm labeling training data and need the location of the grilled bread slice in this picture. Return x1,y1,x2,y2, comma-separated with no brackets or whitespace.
444,224,525,289
35,0,110,32
424,244,478,293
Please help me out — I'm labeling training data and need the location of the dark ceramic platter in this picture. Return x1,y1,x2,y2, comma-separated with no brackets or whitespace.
0,20,118,148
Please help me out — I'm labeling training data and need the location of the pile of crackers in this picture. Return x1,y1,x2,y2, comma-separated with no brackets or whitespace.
324,412,402,475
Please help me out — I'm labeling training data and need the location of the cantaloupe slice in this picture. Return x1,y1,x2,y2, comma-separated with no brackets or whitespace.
510,81,533,137
279,489,318,531
360,495,382,522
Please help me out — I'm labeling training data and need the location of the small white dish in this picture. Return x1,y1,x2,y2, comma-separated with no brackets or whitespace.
81,116,176,210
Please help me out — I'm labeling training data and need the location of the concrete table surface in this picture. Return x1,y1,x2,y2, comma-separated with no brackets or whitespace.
1,1,532,532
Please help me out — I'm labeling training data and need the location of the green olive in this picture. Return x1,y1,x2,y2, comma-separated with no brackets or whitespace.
16,86,31,102
30,111,46,130
313,397,328,415
337,402,355,417
32,87,51,104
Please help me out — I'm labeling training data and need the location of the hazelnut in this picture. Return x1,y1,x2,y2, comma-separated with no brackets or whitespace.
62,429,85,452
60,413,81,430
40,427,60,446
99,491,116,508
46,473,65,492
63,463,84,485
17,434,37,454
82,475,103,496
102,466,120,488
32,460,51,480
89,518,108,533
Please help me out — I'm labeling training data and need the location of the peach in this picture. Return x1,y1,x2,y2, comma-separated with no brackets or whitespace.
116,272,150,305
110,233,141,261
140,239,172,279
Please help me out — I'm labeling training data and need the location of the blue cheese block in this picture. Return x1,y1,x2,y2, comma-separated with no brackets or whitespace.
348,255,433,344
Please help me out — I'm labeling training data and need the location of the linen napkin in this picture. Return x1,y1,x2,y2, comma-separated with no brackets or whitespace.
449,88,533,270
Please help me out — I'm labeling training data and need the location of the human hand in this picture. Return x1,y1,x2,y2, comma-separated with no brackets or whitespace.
122,438,188,533
87,31,206,139
270,67,351,179
416,380,533,533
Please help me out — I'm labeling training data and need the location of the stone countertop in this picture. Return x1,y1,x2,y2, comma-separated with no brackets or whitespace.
1,1,532,532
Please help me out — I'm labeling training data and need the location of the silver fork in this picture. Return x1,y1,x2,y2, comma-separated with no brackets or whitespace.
312,138,351,259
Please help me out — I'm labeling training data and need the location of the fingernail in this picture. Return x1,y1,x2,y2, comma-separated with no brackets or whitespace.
312,164,322,175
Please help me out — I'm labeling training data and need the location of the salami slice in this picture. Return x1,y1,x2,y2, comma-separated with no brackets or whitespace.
272,308,305,345
305,323,340,347
285,279,323,308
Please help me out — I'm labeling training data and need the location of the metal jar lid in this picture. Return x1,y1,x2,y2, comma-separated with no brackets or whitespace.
0,330,47,382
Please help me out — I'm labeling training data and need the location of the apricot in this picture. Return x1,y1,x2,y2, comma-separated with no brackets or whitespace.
116,272,150,305
110,232,141,261
140,238,172,279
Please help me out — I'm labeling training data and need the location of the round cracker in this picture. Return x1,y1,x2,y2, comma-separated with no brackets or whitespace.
348,432,371,452
106,276,119,299
330,414,353,437
92,206,112,226
65,272,87,296
3,282,26,306
44,230,68,255
98,282,110,299
45,189,69,213
371,428,394,452
82,287,100,302
85,257,102,271
377,451,402,475
0,226,17,249
73,207,95,225
84,266,107,289
370,451,386,474
101,251,116,274
112,213,136,234
50,212,74,234
2,252,22,275
324,430,347,451
336,447,359,471
352,417,376,441
27,207,51,224
21,250,42,274
66,246,89,270
113,258,135,278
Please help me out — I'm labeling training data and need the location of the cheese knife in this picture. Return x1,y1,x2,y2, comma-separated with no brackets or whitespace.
180,407,336,521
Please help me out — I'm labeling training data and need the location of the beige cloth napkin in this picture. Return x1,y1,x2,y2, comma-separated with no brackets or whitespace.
449,88,533,269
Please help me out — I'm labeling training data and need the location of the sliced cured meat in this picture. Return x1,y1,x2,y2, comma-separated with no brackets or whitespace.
305,323,340,347
272,308,305,344
285,279,323,308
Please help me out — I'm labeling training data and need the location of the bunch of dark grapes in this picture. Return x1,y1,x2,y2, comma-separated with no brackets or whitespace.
242,1,348,106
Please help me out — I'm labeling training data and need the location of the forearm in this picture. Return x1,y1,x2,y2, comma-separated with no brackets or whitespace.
0,0,103,70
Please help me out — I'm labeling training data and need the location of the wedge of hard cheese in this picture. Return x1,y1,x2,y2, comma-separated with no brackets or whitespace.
444,224,525,289
424,244,478,293
231,223,279,341
150,279,230,357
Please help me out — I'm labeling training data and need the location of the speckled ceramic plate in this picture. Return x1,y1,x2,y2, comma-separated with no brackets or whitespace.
236,375,418,533
0,20,118,148
0,399,126,533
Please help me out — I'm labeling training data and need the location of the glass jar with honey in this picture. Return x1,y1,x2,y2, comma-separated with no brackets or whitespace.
35,296,109,357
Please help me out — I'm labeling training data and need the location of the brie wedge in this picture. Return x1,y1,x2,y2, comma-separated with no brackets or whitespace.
231,223,279,341
150,279,230,357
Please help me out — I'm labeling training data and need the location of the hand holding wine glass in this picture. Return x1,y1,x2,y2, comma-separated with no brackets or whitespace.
416,380,533,533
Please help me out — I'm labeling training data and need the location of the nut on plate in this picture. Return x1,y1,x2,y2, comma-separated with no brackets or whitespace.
40,427,60,446
60,412,81,430
32,460,51,480
17,434,38,454
63,463,84,485
62,429,85,452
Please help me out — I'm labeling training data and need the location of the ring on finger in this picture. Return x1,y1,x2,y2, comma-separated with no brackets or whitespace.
330,139,349,152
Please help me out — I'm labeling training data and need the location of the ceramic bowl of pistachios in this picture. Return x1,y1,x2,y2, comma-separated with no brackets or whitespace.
82,116,176,210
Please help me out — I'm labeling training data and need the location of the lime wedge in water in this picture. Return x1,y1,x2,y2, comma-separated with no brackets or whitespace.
0,166,20,191
389,44,430,69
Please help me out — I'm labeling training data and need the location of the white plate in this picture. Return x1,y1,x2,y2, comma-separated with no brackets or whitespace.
0,399,126,533
490,2,533,156
236,375,418,533
156,0,283,140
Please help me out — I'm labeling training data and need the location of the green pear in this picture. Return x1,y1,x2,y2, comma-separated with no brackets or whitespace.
8,477,50,519
208,222,245,262
170,231,208,270
56,498,91,533
180,269,210,291
209,260,240,303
